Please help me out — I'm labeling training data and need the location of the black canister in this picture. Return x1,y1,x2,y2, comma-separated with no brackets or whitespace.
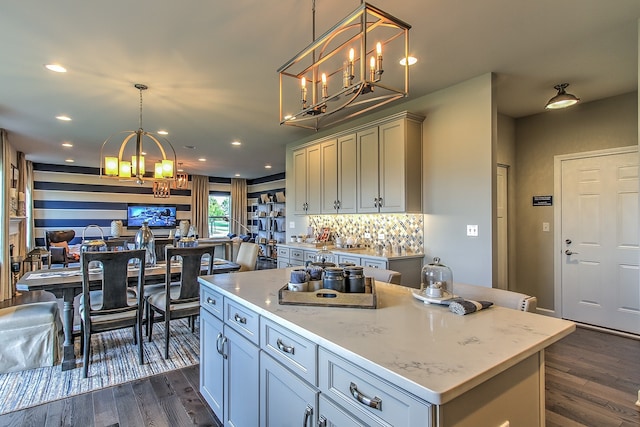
345,266,365,293
323,267,345,292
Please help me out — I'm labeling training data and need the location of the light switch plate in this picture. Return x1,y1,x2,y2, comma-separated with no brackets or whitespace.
542,222,550,232
467,225,478,237
377,233,385,240
289,221,295,229
364,232,371,239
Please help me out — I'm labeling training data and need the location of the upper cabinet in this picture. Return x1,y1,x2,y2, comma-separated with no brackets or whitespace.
320,134,357,214
292,144,321,215
291,111,423,215
358,116,423,213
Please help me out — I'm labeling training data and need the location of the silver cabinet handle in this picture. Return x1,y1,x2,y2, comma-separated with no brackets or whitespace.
276,338,295,354
206,297,216,305
565,250,579,255
318,415,327,427
302,404,313,427
373,197,379,207
216,333,228,359
378,197,383,207
215,332,223,355
349,382,382,410
234,313,247,324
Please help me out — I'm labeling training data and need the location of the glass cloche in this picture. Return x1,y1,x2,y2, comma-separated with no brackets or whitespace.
421,257,453,300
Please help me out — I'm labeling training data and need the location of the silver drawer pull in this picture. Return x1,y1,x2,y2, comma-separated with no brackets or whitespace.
206,297,216,305
349,382,382,410
234,313,247,324
276,338,295,354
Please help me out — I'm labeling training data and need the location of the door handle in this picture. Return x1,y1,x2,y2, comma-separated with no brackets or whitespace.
565,250,579,255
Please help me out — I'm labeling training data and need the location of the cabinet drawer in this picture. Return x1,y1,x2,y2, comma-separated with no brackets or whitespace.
319,348,431,426
261,317,317,385
200,286,224,320
277,247,290,258
224,298,260,345
338,255,360,265
304,250,317,262
361,258,387,269
290,249,304,261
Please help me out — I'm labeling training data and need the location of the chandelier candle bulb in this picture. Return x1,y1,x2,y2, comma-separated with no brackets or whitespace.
376,42,383,76
370,56,376,81
321,73,328,99
348,48,355,80
301,77,307,106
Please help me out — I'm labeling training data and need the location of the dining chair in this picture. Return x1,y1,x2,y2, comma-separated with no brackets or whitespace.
45,229,78,268
146,245,214,359
235,242,259,272
153,238,176,262
79,249,146,378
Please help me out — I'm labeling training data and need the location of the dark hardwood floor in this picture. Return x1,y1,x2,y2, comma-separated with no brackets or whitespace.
0,325,638,426
0,364,222,427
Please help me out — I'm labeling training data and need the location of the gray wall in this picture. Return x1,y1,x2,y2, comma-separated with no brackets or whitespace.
514,92,638,309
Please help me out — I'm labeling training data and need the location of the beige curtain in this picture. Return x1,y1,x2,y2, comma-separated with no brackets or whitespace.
1,129,13,300
231,178,247,235
25,160,34,250
190,175,210,239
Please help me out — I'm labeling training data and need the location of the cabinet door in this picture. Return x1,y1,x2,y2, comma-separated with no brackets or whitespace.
321,138,338,214
260,352,318,427
337,133,357,214
306,145,322,215
200,308,224,420
293,148,309,214
356,127,380,213
224,325,260,427
378,119,405,213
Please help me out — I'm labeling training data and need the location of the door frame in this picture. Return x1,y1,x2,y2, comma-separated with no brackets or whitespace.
552,145,638,318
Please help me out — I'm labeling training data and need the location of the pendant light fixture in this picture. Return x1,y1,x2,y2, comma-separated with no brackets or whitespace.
100,84,178,197
278,1,411,131
545,83,580,110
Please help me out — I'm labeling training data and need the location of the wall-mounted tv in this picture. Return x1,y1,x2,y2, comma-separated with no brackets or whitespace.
127,204,177,229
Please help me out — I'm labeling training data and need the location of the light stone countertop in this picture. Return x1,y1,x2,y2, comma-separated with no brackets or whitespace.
277,242,424,260
199,268,575,405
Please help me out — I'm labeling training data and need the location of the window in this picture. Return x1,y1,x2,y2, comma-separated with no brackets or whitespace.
208,194,230,237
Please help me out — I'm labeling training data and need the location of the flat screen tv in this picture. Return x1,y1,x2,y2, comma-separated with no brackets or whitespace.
127,204,177,229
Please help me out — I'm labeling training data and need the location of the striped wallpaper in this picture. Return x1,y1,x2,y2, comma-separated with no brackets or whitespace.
32,163,284,246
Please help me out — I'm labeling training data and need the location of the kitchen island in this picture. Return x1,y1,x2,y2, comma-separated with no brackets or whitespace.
199,268,574,426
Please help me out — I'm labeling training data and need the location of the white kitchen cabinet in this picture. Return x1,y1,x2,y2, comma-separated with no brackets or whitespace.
293,145,322,215
199,290,259,426
356,114,423,213
321,134,357,214
318,395,369,427
260,351,319,427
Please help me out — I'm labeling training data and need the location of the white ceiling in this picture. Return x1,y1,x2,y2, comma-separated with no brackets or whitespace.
0,0,638,179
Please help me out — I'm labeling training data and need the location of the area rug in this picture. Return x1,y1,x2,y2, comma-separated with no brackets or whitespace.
0,318,199,415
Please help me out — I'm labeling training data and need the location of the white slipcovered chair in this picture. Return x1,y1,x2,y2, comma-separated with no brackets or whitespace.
0,302,62,373
236,242,259,272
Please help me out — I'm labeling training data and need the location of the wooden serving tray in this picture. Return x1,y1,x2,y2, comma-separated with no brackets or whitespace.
278,283,377,309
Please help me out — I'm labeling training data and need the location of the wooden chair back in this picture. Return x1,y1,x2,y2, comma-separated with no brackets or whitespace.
165,245,215,302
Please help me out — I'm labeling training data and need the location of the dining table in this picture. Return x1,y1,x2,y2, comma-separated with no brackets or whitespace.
16,258,241,371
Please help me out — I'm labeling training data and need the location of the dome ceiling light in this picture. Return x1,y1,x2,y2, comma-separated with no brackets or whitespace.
545,83,580,110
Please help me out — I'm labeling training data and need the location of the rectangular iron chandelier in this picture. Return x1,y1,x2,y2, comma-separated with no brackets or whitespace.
278,2,411,131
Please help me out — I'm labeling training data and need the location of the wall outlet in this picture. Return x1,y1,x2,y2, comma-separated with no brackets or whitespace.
364,232,372,239
289,221,295,229
377,233,385,240
466,225,478,237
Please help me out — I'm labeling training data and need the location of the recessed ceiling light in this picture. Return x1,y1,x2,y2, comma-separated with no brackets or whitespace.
157,130,168,135
62,142,73,147
399,56,417,66
141,151,147,155
65,159,74,163
198,158,206,162
184,145,196,150
56,115,71,121
231,141,241,146
235,173,241,177
45,64,67,73
265,164,272,169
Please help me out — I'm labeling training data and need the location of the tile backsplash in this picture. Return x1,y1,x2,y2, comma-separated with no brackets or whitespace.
307,214,424,253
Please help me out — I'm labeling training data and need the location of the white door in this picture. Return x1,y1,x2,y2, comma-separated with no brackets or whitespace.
496,165,508,290
561,150,639,334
